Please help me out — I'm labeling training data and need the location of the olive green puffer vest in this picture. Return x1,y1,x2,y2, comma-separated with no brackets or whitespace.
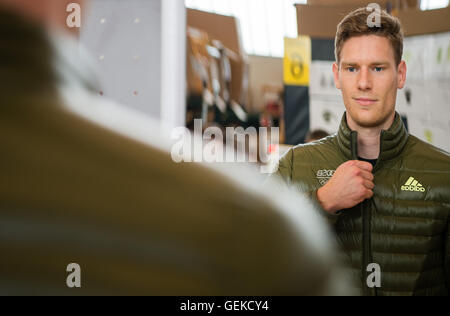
276,113,450,296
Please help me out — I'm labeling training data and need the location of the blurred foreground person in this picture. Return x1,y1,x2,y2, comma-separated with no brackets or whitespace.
0,1,352,295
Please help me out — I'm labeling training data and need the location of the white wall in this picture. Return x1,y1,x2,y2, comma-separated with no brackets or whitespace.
397,32,450,152
80,0,186,128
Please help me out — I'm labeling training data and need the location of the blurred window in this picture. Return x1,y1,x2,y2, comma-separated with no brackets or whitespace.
185,0,305,58
420,0,449,10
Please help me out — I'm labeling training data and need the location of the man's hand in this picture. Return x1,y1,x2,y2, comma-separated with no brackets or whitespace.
317,160,374,214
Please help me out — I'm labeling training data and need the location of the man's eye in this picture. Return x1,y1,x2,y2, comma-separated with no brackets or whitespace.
374,67,383,72
347,67,356,72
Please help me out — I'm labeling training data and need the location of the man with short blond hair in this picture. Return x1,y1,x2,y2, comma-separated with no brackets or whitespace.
275,8,450,296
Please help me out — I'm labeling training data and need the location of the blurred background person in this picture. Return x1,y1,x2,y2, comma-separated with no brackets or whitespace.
305,129,330,143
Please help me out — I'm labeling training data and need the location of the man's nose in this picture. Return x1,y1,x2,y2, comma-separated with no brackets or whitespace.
357,67,372,91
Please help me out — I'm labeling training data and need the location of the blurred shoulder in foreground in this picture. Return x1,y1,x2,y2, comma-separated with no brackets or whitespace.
0,7,354,295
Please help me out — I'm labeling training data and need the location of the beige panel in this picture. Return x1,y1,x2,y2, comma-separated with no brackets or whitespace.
296,3,450,38
248,55,283,112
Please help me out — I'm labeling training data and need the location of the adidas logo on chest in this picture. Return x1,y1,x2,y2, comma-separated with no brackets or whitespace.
401,177,426,193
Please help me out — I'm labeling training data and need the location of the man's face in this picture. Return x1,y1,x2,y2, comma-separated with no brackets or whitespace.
333,35,407,129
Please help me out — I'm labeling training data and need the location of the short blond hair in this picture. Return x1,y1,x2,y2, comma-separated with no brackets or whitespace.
335,8,404,66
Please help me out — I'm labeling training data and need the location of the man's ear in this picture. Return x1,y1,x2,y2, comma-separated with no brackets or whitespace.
332,62,341,90
397,60,407,89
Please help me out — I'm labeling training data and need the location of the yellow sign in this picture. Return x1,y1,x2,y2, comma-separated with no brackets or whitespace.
284,37,311,86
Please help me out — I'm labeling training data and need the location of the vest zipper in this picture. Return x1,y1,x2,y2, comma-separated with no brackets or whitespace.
350,131,374,296
370,131,385,296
